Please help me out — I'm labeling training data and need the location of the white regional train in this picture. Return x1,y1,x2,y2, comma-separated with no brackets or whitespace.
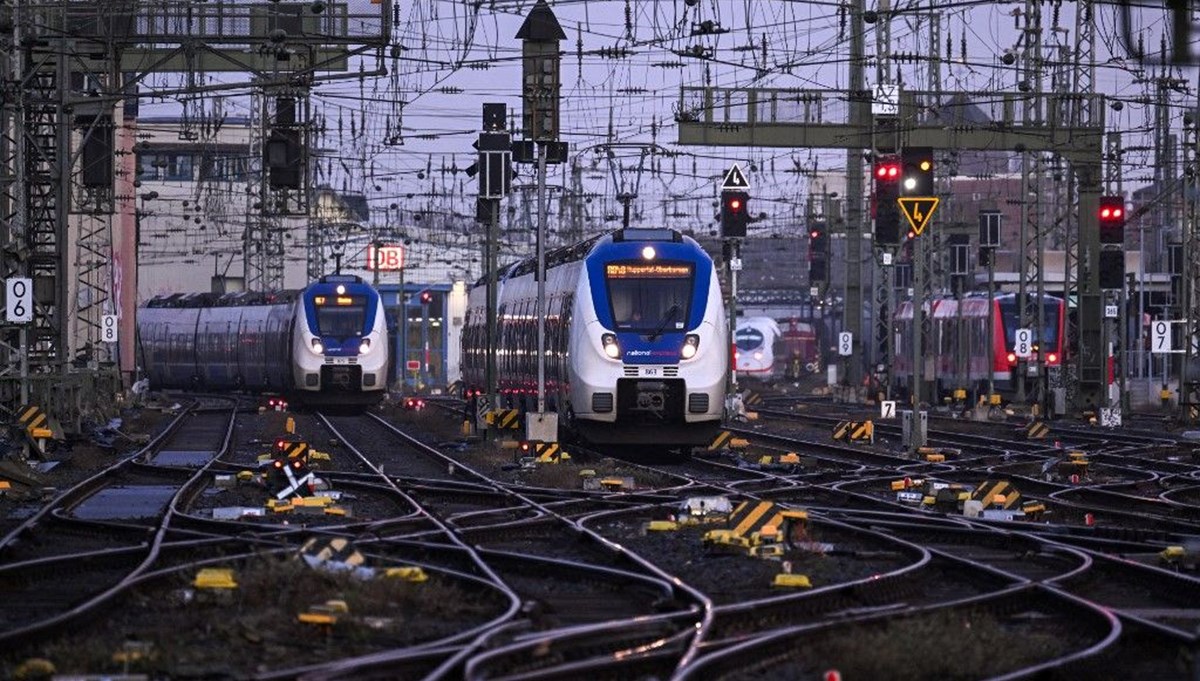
462,228,728,446
137,275,389,406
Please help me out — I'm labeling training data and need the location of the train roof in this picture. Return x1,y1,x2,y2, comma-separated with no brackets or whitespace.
470,228,708,288
142,290,299,308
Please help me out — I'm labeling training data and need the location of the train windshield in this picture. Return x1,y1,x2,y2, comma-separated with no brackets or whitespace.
998,298,1060,349
605,261,693,332
735,327,765,351
313,295,367,337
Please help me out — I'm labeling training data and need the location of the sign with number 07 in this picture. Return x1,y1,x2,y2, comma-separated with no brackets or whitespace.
5,277,32,323
838,331,852,356
1151,321,1174,354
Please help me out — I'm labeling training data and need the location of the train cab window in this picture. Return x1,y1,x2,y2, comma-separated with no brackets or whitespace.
604,261,693,332
998,298,1060,350
735,327,765,352
315,296,366,338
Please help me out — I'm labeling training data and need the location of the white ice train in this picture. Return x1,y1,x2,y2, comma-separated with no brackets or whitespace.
735,316,783,379
461,228,728,446
137,274,389,406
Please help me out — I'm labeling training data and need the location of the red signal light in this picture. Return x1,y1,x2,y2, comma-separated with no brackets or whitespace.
729,199,742,211
1112,208,1122,218
1100,208,1111,219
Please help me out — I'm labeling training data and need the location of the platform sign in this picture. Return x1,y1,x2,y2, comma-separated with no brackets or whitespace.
1104,304,1118,319
1152,321,1174,354
102,314,118,343
1014,328,1033,358
838,332,852,356
881,400,897,419
5,277,32,323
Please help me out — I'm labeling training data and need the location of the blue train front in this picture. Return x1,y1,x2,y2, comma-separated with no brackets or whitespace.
292,275,389,403
463,228,728,447
137,274,388,406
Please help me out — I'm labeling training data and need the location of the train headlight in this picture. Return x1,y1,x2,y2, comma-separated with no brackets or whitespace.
680,334,700,360
753,351,763,361
359,338,372,354
601,333,620,359
642,246,656,260
309,338,324,355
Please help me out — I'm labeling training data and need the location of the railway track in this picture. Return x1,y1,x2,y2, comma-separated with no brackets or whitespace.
5,397,1200,678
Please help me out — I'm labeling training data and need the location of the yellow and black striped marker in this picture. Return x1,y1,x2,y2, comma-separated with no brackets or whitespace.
281,441,309,461
17,405,47,435
708,431,734,451
972,479,1022,510
744,392,763,407
533,441,570,463
300,537,365,568
833,420,873,443
726,501,788,542
1025,421,1050,439
486,409,522,430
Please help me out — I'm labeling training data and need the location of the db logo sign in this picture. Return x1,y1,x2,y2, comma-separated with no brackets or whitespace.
367,245,404,271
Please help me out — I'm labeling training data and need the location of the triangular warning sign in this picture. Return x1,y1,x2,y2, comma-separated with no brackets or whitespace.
897,197,939,236
721,163,750,190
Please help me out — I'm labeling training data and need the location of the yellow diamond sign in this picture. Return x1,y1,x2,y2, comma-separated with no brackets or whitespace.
897,197,939,236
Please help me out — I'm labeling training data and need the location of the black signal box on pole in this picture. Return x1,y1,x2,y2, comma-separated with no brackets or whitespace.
720,190,750,238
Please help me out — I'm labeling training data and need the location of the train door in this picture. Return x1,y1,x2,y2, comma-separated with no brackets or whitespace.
402,288,446,391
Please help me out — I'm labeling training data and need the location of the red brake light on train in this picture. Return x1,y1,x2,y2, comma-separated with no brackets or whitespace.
1006,352,1017,365
1047,352,1058,363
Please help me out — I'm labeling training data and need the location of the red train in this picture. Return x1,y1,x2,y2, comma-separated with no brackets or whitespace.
893,293,1066,396
780,318,821,379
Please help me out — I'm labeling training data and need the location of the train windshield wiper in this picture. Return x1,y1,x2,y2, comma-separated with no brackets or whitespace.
647,304,680,341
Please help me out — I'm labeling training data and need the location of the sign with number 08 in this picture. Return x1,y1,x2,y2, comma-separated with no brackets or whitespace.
1014,328,1032,358
5,277,32,323
102,314,118,343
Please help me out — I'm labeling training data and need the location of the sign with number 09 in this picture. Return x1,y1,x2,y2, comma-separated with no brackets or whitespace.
838,331,852,357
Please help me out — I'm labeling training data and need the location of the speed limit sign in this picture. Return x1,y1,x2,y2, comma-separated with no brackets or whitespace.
102,314,118,343
838,331,853,356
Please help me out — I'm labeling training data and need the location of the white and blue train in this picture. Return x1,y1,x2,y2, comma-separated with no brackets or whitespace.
137,274,389,406
462,228,728,446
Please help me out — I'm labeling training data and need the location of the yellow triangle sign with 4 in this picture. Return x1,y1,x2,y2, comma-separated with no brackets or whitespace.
897,197,939,236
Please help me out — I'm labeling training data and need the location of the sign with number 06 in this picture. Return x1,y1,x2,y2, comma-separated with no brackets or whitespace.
102,314,118,343
5,277,32,323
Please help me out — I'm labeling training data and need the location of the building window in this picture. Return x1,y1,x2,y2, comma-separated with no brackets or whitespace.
136,152,196,181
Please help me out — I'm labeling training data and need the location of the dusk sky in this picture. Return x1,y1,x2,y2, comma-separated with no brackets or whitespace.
135,0,1194,281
